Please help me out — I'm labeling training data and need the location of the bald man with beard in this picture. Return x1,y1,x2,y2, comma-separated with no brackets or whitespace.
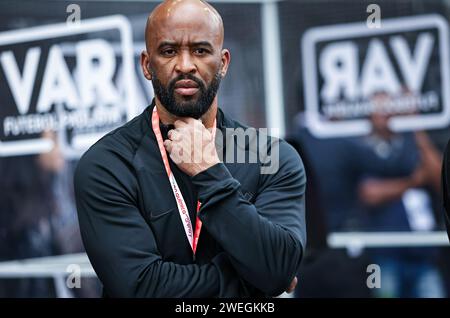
74,0,306,297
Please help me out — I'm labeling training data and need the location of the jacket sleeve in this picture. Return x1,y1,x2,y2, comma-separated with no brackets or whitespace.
74,144,245,298
191,139,306,296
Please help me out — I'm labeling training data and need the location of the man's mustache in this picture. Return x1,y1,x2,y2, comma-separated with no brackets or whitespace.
168,74,205,91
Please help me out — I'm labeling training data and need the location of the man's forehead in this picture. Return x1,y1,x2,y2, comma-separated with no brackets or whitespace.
146,0,223,46
153,23,221,45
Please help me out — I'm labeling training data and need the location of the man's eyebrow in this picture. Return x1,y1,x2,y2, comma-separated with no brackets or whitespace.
191,41,214,49
157,41,214,49
157,41,178,50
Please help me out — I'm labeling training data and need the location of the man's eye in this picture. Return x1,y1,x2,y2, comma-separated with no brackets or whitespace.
194,48,208,55
162,49,176,56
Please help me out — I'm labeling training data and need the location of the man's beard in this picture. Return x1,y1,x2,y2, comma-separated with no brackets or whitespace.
151,71,222,119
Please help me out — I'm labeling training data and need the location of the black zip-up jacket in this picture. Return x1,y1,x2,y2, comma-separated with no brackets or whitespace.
74,102,306,297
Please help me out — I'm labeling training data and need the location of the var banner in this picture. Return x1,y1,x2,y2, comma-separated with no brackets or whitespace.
301,14,450,137
0,15,137,157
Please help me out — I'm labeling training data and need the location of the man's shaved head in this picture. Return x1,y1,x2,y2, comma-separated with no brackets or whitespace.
145,0,224,51
140,0,230,119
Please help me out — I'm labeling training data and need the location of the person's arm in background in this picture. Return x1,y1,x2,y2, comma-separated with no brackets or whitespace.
415,131,443,193
358,131,443,206
74,145,248,298
358,165,427,206
191,139,306,297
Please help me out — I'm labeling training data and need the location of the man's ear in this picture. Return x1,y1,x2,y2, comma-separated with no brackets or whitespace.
140,51,152,80
220,49,231,77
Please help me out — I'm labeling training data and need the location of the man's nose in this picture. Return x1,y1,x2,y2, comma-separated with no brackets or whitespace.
175,51,196,74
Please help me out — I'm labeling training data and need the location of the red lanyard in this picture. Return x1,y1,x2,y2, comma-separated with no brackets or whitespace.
151,107,216,255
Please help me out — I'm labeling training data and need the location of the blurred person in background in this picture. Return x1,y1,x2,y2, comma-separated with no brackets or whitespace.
0,131,97,297
291,111,416,233
0,131,61,297
290,91,446,297
357,92,446,298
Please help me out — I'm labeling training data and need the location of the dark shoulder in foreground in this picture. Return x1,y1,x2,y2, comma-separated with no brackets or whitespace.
443,139,450,240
